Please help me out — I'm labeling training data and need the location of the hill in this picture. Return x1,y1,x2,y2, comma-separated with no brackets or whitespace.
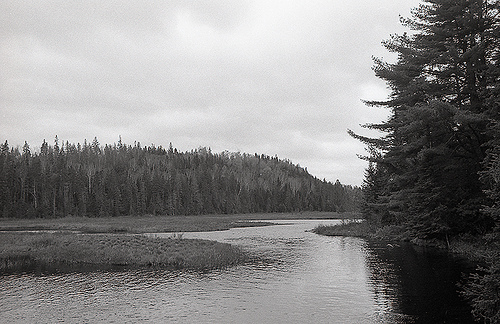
0,137,361,218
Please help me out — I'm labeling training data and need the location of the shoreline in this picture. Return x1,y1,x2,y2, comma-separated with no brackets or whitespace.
0,212,353,273
311,221,499,263
312,221,500,323
0,211,354,234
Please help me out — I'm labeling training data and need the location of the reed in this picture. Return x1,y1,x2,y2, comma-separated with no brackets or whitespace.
0,232,246,272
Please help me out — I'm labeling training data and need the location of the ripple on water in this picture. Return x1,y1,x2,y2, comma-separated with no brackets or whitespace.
0,219,475,323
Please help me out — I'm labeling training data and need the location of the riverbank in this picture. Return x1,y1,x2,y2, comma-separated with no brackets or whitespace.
0,211,352,233
311,221,373,238
312,221,500,323
311,221,499,261
0,212,351,273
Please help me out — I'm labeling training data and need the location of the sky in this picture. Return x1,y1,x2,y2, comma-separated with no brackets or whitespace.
1,0,421,186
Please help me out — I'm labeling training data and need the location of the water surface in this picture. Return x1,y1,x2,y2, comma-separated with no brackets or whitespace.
0,219,474,323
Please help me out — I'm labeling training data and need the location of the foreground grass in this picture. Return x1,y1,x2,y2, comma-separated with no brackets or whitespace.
0,211,352,234
0,232,246,272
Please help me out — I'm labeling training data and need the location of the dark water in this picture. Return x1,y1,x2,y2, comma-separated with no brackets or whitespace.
366,240,475,323
0,220,474,323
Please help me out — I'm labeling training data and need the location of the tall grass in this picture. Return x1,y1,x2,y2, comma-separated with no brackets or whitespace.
312,222,415,241
0,212,349,234
0,232,246,272
312,221,371,238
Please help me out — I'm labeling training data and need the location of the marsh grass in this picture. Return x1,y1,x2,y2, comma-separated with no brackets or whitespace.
312,222,414,241
0,212,349,234
0,212,348,273
312,221,371,238
0,232,246,272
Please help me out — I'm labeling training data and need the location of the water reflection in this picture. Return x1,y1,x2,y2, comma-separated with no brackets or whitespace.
0,220,475,323
365,241,475,323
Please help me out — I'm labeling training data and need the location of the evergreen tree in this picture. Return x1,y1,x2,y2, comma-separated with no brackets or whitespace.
0,138,361,218
352,0,500,238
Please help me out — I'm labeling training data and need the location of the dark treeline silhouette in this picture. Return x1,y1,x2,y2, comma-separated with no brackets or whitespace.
0,137,361,218
352,0,499,240
351,1,499,322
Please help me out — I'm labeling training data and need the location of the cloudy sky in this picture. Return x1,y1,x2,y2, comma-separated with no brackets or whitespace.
1,0,420,185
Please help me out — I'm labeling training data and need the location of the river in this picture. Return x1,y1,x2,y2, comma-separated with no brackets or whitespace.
0,219,474,323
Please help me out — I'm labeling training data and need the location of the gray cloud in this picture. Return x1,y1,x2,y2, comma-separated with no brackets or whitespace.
1,0,419,185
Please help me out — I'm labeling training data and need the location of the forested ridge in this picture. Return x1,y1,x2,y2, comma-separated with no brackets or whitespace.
352,1,499,321
0,137,361,219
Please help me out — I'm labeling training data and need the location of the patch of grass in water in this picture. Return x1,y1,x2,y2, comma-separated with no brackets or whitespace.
312,221,371,238
312,222,413,241
0,212,352,234
0,232,247,273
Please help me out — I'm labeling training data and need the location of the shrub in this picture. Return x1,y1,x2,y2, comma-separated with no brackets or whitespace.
461,260,500,324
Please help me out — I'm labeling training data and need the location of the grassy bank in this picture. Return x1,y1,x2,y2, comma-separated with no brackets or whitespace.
313,221,498,260
0,212,351,273
0,232,246,272
312,221,371,238
311,221,411,241
0,211,352,234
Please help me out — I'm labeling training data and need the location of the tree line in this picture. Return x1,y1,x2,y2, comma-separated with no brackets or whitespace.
0,137,361,218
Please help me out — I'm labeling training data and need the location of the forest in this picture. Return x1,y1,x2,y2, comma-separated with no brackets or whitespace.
0,137,361,219
350,1,499,321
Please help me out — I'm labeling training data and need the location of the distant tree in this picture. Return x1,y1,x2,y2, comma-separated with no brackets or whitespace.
53,135,59,154
40,139,49,156
91,137,100,154
0,137,360,218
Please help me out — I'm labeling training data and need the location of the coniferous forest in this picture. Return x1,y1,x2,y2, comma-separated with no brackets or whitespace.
352,0,499,240
0,137,361,219
350,1,499,321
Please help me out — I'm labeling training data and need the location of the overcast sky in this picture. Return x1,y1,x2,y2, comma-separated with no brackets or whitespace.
1,0,420,185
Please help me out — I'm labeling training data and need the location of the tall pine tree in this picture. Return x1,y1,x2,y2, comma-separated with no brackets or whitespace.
352,0,500,238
